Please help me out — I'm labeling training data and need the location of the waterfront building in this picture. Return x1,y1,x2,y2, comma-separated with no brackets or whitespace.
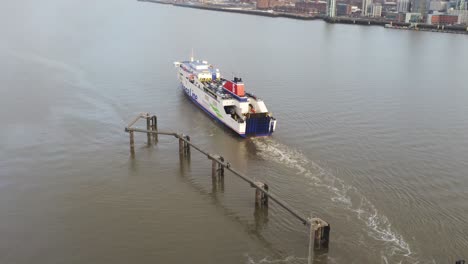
405,12,422,21
257,0,270,9
425,10,442,23
410,0,427,13
370,3,383,16
362,0,372,15
397,0,410,12
383,1,398,12
337,3,353,15
455,0,466,9
429,0,448,11
427,13,459,23
295,1,328,14
268,0,284,8
448,8,468,24
327,0,337,16
385,11,407,20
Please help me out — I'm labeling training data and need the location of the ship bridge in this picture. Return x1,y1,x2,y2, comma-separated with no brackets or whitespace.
182,60,220,82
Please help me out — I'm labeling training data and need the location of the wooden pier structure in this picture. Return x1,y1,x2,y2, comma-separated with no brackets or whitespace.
125,112,330,253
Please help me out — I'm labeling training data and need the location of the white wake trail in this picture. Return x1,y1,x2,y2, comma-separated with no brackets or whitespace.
252,138,415,261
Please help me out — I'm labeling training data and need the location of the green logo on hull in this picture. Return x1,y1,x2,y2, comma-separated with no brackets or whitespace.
210,104,224,119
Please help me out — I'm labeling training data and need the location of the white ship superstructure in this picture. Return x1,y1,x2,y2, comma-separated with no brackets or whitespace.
174,58,276,137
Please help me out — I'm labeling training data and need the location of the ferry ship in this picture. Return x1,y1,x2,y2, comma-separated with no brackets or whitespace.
174,57,277,137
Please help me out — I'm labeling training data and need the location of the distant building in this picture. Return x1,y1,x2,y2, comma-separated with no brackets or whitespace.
268,0,284,8
383,1,398,12
370,3,383,16
327,0,337,16
455,0,466,10
427,13,459,24
273,4,299,13
429,1,448,11
257,0,270,9
385,11,407,20
411,0,427,13
362,0,372,15
448,9,468,24
337,3,353,15
397,0,410,12
295,1,328,13
405,12,422,21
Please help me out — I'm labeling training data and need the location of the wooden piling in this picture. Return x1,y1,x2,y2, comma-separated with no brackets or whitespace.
210,155,224,191
263,184,269,206
218,156,224,177
129,131,135,156
146,113,151,144
212,159,217,178
124,112,331,252
184,135,191,155
211,169,224,193
309,218,330,251
254,203,268,228
179,135,184,156
151,115,158,142
255,187,262,207
253,182,268,207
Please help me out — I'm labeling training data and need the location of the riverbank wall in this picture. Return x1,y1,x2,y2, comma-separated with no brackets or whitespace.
140,0,468,34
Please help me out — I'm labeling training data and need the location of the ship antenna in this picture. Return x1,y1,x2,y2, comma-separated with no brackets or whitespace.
190,48,194,62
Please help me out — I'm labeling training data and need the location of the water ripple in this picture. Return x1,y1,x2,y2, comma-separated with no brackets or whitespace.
252,138,416,262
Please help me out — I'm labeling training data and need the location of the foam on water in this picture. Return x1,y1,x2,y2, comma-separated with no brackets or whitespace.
245,254,308,264
252,138,416,262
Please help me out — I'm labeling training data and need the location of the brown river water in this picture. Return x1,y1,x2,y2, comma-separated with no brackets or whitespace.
1,0,467,263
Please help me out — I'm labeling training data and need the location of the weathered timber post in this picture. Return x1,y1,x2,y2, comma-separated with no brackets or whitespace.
184,135,191,155
211,158,217,178
217,158,224,191
151,115,158,142
178,134,184,156
309,218,330,251
253,182,268,208
146,113,151,145
129,130,135,156
262,184,269,206
210,155,224,192
124,112,331,252
256,184,265,206
254,201,269,228
218,156,224,177
211,156,219,192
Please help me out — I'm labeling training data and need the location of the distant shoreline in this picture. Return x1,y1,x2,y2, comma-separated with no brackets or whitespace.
140,0,468,35
140,0,321,20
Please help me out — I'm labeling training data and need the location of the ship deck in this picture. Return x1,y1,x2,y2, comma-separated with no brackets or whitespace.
200,79,249,102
